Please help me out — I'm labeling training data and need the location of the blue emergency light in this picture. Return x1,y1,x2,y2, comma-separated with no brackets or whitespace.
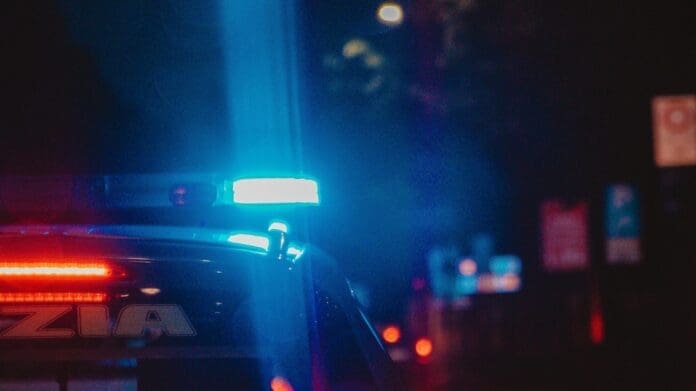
232,178,319,205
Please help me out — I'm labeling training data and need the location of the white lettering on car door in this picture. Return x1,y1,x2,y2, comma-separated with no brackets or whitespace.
0,305,74,338
113,305,196,337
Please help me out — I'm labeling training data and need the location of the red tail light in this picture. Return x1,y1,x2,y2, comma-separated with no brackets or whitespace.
0,262,111,278
0,292,107,303
590,310,605,344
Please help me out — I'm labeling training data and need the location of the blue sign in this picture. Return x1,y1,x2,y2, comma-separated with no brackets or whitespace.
605,184,641,264
489,255,522,275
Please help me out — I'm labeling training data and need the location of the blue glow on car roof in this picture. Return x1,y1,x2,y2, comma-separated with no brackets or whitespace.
227,233,270,251
268,221,289,233
286,243,305,259
0,225,284,254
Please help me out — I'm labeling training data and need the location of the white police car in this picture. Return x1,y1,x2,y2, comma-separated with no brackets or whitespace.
0,176,401,390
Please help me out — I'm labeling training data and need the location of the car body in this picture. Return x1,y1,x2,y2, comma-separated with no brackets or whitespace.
0,224,401,390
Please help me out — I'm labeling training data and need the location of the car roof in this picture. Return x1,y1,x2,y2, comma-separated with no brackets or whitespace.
0,223,350,299
0,224,278,254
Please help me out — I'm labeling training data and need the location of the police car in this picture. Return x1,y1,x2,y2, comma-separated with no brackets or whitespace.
0,176,401,390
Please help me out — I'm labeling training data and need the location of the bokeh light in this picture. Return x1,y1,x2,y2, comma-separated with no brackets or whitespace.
414,337,433,358
458,258,477,276
376,2,404,26
270,376,294,391
342,39,368,58
382,325,402,344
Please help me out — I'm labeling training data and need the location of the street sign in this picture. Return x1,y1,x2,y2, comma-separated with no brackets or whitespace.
652,95,696,167
605,184,641,264
541,200,590,272
427,245,461,300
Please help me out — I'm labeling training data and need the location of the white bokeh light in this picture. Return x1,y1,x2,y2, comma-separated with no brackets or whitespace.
377,2,404,26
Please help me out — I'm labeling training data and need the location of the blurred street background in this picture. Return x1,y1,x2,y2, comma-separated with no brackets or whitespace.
2,0,695,389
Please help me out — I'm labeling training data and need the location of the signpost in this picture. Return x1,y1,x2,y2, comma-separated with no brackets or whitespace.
652,95,696,167
605,184,641,264
541,200,590,272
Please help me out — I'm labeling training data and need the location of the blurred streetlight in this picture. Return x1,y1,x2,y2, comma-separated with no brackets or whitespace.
376,2,404,26
342,38,369,58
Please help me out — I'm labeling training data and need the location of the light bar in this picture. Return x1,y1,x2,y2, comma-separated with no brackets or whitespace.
232,178,319,204
0,292,107,303
227,233,270,251
0,262,110,278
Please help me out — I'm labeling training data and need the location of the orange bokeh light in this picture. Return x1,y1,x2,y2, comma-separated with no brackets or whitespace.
414,337,433,358
382,325,401,344
501,273,521,291
458,258,477,276
270,376,294,391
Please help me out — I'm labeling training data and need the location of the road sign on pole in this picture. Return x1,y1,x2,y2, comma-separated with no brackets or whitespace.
541,200,590,272
652,95,696,167
605,184,641,264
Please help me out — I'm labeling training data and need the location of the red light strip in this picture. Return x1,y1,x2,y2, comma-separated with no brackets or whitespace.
0,262,110,278
0,292,107,303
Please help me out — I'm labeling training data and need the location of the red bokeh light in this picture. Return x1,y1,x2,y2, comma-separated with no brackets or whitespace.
590,311,605,344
